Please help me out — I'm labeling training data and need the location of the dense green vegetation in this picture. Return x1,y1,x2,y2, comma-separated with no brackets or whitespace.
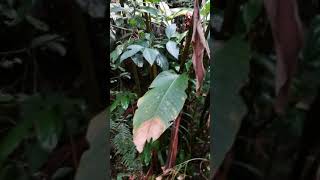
110,0,210,179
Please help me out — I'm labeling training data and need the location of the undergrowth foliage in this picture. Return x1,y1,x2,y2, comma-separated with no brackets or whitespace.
111,119,141,170
110,0,210,178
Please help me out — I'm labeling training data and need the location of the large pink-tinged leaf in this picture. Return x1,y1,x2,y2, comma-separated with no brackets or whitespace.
263,0,304,113
132,71,188,153
133,118,165,153
191,0,210,93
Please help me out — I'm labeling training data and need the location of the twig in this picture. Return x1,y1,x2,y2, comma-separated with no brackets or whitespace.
200,160,209,180
131,63,142,96
110,24,133,32
178,18,193,73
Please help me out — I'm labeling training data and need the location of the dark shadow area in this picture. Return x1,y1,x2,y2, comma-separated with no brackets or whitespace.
0,0,107,179
212,0,320,179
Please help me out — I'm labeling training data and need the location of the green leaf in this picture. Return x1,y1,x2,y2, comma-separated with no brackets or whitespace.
143,48,159,65
120,45,144,62
139,6,160,17
110,6,125,13
116,173,131,180
131,53,144,67
145,0,161,2
111,121,141,169
176,31,188,43
168,8,193,20
0,93,14,102
165,24,177,39
129,18,137,27
200,0,210,16
34,109,61,152
140,141,153,166
25,15,49,31
25,143,49,173
120,96,129,110
212,36,250,175
0,117,33,167
155,53,169,70
132,71,188,153
31,34,62,48
111,44,125,63
166,41,179,59
47,42,66,56
110,92,137,112
52,167,73,180
159,2,171,16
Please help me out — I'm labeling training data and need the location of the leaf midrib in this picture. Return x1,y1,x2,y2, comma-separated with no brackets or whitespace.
149,75,181,126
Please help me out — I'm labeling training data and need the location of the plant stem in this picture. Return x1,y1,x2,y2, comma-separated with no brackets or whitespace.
143,0,151,33
165,114,182,169
131,63,142,96
110,24,133,32
142,0,157,80
205,24,210,39
179,22,193,74
152,64,157,79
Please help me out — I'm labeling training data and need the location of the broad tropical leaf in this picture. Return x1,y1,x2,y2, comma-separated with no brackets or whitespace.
159,2,171,17
165,24,177,39
111,44,125,63
155,53,169,70
0,117,33,167
34,109,61,152
131,54,144,67
143,48,159,65
166,41,179,59
132,71,188,153
139,6,160,17
212,36,250,175
120,45,144,62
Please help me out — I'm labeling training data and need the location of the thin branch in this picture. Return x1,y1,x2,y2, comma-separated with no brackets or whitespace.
178,18,194,74
111,24,133,32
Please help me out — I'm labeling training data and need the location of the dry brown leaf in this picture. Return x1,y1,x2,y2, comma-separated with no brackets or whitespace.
263,0,304,113
192,0,210,93
133,117,165,153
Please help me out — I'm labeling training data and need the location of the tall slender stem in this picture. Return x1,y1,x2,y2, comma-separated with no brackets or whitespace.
179,20,194,74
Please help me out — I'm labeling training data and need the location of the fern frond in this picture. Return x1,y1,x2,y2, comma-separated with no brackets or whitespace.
110,119,142,170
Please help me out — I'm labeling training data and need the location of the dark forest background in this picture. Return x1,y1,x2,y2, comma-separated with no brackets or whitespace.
0,0,107,179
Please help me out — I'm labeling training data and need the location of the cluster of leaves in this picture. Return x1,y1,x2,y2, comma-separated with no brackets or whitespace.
0,93,88,179
0,0,67,57
110,0,211,178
